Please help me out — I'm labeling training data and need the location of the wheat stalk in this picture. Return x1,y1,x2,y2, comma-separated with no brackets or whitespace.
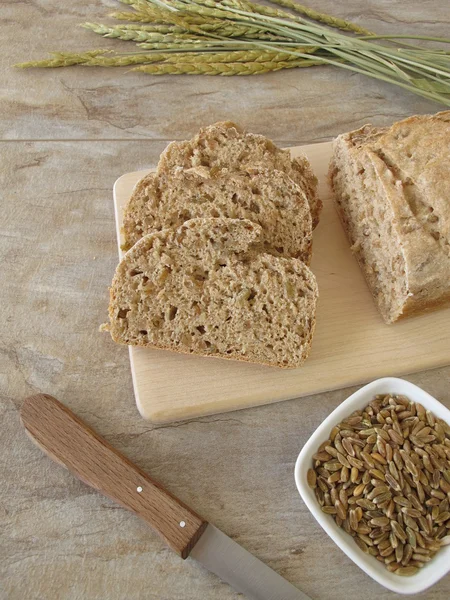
134,58,317,74
17,50,110,69
16,48,320,69
166,1,243,22
263,0,373,35
82,23,197,42
109,11,156,22
15,0,450,105
83,21,288,42
205,1,450,103
161,49,309,63
106,22,184,32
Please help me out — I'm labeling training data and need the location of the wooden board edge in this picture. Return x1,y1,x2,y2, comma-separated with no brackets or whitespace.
135,358,450,423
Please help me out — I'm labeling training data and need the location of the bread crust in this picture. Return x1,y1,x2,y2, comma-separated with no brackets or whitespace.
330,111,450,323
108,324,317,370
157,121,322,228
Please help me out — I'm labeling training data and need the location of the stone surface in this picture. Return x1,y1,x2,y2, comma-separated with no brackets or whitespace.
1,1,449,599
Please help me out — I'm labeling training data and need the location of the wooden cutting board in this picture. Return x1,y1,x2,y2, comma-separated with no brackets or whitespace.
113,141,450,423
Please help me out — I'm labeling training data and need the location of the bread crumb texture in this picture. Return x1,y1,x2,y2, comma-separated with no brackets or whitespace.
122,166,312,262
157,121,321,228
109,218,318,369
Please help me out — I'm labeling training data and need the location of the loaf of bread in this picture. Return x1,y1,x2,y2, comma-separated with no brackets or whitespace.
329,111,450,323
122,166,312,263
157,121,322,228
107,218,318,368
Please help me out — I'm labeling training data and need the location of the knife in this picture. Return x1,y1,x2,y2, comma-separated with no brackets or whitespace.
21,394,311,600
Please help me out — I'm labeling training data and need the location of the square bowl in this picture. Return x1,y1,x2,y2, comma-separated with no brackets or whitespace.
294,377,450,594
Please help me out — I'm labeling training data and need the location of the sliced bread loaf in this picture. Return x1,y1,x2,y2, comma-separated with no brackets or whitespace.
121,166,313,263
157,121,322,228
329,111,450,323
108,218,318,368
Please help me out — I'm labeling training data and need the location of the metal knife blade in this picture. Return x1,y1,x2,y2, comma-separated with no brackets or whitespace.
190,524,310,600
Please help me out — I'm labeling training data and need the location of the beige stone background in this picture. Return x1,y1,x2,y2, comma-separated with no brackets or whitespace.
1,1,449,599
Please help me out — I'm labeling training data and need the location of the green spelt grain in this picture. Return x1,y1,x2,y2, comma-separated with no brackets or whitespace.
265,0,373,35
133,58,317,75
17,49,321,70
16,50,109,69
109,11,157,23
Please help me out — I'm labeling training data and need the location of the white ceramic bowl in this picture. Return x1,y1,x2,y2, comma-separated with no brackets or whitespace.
294,377,450,594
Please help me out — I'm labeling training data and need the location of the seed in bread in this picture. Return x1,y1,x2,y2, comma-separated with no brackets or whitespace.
122,166,313,263
157,121,322,228
329,110,450,323
107,218,318,368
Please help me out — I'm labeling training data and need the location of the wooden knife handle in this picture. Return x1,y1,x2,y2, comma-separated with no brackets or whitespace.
20,394,208,559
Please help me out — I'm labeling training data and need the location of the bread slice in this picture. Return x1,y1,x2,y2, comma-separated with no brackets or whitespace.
121,166,313,263
107,218,318,368
329,110,450,324
157,121,322,228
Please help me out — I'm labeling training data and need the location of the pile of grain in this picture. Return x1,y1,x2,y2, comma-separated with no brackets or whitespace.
308,394,450,576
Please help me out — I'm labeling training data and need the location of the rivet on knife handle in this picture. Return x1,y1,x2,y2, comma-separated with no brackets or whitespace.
20,394,208,559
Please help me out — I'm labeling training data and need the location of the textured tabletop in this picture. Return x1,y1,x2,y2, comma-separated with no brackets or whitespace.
1,2,449,599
